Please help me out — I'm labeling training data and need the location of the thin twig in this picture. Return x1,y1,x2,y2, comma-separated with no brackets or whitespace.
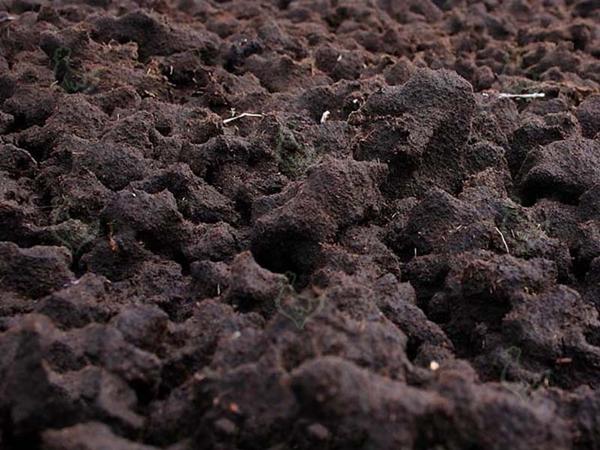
494,227,510,254
223,112,264,125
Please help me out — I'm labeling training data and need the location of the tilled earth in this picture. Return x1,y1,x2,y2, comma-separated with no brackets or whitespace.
1,0,600,449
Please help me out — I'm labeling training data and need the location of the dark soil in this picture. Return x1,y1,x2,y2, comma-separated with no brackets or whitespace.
1,0,600,449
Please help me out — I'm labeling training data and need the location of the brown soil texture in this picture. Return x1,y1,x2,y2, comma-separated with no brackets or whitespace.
1,0,600,449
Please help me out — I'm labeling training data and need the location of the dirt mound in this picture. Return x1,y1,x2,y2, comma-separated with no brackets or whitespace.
1,0,600,449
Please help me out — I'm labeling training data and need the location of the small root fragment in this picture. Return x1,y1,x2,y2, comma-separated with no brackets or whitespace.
494,227,510,254
483,91,546,100
223,112,264,125
498,92,545,99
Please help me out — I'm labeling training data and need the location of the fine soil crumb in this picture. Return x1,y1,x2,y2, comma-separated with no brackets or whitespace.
1,0,600,449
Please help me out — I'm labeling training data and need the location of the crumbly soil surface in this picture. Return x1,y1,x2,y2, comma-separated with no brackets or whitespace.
1,0,600,449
